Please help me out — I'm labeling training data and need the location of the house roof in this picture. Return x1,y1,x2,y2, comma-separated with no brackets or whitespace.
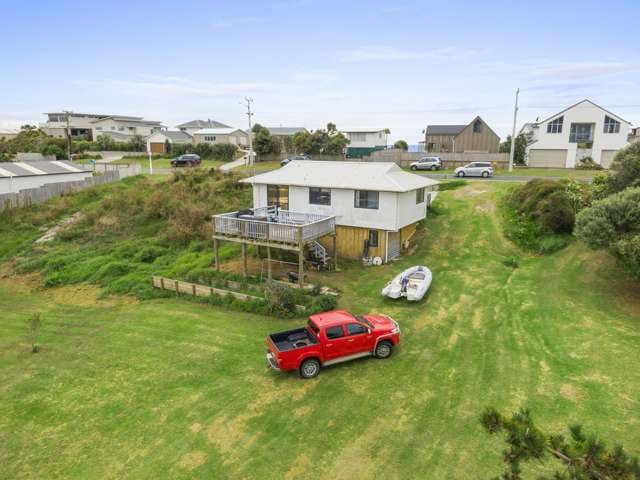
150,130,192,142
91,116,162,125
425,125,466,136
341,128,386,133
266,127,308,136
0,160,91,178
176,119,231,129
240,161,439,192
95,131,134,141
193,128,246,135
535,99,632,126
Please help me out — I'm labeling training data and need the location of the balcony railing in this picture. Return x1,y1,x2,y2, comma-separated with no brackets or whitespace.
213,206,336,247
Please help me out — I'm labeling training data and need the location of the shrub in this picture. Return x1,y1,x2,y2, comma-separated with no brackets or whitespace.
264,282,297,317
606,141,640,194
310,294,338,313
575,156,603,170
210,143,238,162
41,143,66,159
502,256,519,268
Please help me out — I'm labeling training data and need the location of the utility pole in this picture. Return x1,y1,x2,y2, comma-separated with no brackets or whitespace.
508,88,520,173
63,110,72,161
243,97,254,166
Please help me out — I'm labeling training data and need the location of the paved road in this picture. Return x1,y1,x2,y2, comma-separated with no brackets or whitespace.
417,172,594,182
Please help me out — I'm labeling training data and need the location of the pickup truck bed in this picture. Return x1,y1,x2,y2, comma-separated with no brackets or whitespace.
268,327,319,352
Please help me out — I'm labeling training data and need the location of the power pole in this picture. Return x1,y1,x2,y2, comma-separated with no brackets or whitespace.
63,110,72,161
243,97,254,166
508,88,520,173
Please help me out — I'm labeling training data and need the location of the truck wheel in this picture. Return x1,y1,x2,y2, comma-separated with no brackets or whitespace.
299,359,320,379
375,341,393,359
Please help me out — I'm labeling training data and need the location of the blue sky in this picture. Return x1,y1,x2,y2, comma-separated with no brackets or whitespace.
1,0,639,143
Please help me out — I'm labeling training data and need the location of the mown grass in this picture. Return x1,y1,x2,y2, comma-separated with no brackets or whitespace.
112,156,226,170
1,181,639,479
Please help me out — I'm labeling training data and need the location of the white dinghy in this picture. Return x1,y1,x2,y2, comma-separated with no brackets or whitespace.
381,265,432,301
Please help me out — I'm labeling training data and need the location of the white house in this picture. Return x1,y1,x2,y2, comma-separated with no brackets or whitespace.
176,119,231,135
522,99,631,168
40,112,107,139
91,116,163,141
192,128,249,147
341,128,388,158
240,161,439,262
146,130,193,154
0,161,92,195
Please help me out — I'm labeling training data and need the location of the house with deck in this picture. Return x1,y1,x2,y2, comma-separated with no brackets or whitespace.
521,99,631,168
212,161,438,284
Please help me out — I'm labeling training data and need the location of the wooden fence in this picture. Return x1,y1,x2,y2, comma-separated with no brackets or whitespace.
0,165,142,211
152,276,262,301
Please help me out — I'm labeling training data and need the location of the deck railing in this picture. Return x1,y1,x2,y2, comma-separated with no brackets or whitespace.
213,207,336,246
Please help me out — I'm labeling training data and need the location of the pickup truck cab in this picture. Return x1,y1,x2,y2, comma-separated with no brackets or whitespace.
266,310,401,378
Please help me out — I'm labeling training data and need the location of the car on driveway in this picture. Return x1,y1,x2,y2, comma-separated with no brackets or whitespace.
281,155,309,166
455,162,493,178
171,154,201,167
410,156,442,171
266,310,401,378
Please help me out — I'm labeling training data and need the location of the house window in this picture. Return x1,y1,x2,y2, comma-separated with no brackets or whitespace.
204,135,217,142
354,190,379,209
569,123,594,143
473,119,482,133
267,184,289,210
118,126,124,131
416,188,425,204
546,116,563,134
350,132,367,142
603,115,620,134
309,187,331,205
368,230,379,247
95,127,102,131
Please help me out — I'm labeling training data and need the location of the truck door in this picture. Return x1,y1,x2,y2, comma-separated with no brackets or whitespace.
323,325,350,361
345,323,373,354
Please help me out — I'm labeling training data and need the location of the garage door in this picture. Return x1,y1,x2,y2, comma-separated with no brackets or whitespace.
528,149,567,168
149,142,165,154
600,150,618,169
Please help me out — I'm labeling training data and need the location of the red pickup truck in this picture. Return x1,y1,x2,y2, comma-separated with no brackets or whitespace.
266,310,401,378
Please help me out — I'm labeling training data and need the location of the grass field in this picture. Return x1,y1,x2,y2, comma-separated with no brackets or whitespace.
1,181,639,479
112,156,226,170
405,166,603,179
236,160,281,174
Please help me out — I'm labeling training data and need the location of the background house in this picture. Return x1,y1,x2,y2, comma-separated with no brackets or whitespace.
264,127,308,138
192,128,249,147
40,112,107,139
424,116,500,153
177,119,231,136
0,129,19,141
0,160,92,194
241,161,439,262
146,130,193,154
523,99,631,168
341,128,388,158
91,116,163,141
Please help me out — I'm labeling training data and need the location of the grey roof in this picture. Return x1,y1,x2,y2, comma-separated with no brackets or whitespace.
95,131,134,141
160,130,193,143
266,127,308,136
0,160,91,178
425,125,466,136
176,119,231,129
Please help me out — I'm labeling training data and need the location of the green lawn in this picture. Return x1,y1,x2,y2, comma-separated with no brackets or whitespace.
112,156,226,170
1,182,639,479
236,160,281,173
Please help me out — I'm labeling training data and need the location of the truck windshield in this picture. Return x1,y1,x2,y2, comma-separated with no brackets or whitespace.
356,316,373,328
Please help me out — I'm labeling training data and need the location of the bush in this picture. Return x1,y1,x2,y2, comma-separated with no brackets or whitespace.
310,294,338,313
210,143,238,162
575,187,640,278
41,143,66,159
509,179,577,234
502,256,520,268
575,156,603,170
606,141,640,194
264,282,297,317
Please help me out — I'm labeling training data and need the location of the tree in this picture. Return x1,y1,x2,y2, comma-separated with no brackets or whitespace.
291,124,349,155
128,134,146,152
326,122,337,134
41,143,65,159
394,140,409,151
481,407,640,480
252,123,279,155
605,142,640,194
575,187,640,278
500,134,527,165
95,134,116,151
26,313,42,353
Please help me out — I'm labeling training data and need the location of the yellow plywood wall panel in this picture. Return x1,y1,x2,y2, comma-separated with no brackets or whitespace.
320,226,387,260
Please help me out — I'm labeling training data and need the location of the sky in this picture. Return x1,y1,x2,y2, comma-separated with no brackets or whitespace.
1,0,639,143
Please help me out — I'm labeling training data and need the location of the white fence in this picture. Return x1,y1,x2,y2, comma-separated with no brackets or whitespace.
0,165,142,211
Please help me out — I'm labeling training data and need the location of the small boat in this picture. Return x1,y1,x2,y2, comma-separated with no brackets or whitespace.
381,266,432,301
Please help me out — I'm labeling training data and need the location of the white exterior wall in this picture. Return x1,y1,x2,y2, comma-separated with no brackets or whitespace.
92,120,160,140
250,184,427,231
193,131,248,146
526,101,630,167
343,131,386,148
0,172,93,194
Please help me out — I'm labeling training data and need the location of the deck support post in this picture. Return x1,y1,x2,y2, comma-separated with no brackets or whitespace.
332,233,338,270
213,238,220,271
241,243,248,279
297,227,304,287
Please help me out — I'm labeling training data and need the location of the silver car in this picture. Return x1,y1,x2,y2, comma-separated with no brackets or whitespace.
454,162,493,178
410,156,442,171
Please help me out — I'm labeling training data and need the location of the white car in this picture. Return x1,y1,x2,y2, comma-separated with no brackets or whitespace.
410,156,442,171
455,162,493,178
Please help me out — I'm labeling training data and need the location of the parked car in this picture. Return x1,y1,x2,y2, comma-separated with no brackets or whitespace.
410,156,442,171
281,155,309,166
266,310,401,378
171,154,201,167
454,162,493,178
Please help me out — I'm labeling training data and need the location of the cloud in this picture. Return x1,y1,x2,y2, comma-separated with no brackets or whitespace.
84,76,269,98
338,45,483,63
535,62,638,79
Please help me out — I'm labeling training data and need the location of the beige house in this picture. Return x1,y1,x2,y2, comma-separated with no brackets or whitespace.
177,119,231,135
193,128,249,147
424,116,500,153
146,130,193,154
91,116,163,141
